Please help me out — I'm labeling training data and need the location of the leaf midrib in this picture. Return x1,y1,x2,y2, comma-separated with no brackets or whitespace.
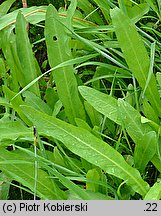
52,14,77,123
114,10,160,113
38,113,148,195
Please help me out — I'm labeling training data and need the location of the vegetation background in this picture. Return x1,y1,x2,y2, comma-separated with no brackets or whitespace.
0,0,161,200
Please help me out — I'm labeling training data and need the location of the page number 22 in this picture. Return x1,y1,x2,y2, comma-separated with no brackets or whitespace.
144,203,157,212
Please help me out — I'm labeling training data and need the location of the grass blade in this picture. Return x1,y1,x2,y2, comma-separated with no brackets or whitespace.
77,0,104,25
92,0,113,23
14,146,94,200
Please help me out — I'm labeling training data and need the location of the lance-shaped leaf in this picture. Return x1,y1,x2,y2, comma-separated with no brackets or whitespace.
79,86,157,173
1,30,25,91
45,5,86,124
110,7,161,117
21,105,149,196
118,99,157,173
16,12,40,96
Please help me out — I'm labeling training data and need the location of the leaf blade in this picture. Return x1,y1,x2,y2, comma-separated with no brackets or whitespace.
15,12,40,96
79,86,120,124
0,149,63,199
45,5,86,124
110,7,161,116
21,105,150,196
144,181,161,200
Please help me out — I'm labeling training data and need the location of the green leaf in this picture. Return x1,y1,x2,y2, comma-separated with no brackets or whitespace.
1,30,25,91
84,101,102,127
23,91,52,115
0,121,32,142
53,147,65,167
0,149,64,200
110,7,161,117
16,12,40,96
0,58,6,82
156,72,161,87
0,0,15,16
45,87,59,110
118,99,157,172
0,6,47,31
144,181,161,200
3,86,32,126
77,0,104,25
79,86,120,125
86,169,100,192
75,118,91,131
21,105,149,196
118,99,153,143
45,5,86,124
143,99,160,124
79,86,158,173
128,3,150,23
66,0,77,29
134,131,157,173
0,173,11,200
0,97,10,107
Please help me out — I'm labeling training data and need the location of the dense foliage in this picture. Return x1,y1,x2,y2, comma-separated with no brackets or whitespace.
0,0,161,200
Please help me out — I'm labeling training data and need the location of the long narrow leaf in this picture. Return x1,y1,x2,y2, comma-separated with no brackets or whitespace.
0,0,15,16
3,86,32,125
79,86,157,173
110,7,161,117
1,30,25,91
118,99,157,172
45,5,86,124
0,6,47,31
16,12,40,96
21,105,149,196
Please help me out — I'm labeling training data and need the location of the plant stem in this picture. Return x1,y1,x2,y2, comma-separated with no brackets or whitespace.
22,0,27,8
